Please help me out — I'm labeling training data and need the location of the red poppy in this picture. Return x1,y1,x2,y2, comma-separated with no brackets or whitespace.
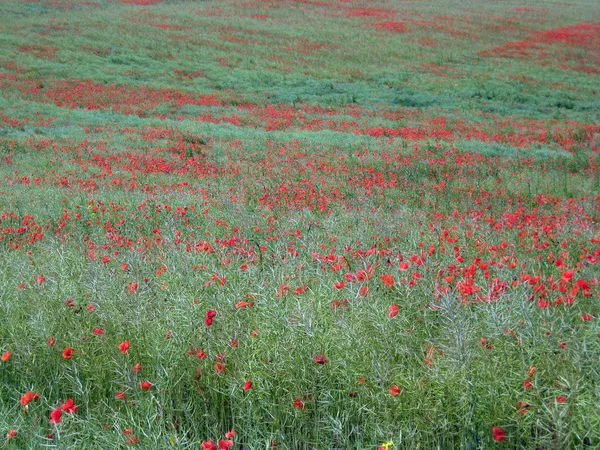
293,398,305,410
388,304,399,318
205,310,217,327
224,430,236,438
243,380,253,391
381,274,395,289
314,355,328,365
556,396,566,403
197,351,207,360
47,337,55,347
524,380,532,391
7,430,17,439
214,363,226,374
115,392,126,400
219,440,234,450
201,441,217,450
128,282,138,294
20,392,39,407
119,341,130,355
1,351,11,362
62,348,74,360
61,399,78,414
389,385,401,396
49,408,62,424
132,363,141,373
492,427,506,442
582,314,592,321
93,329,104,335
140,381,152,390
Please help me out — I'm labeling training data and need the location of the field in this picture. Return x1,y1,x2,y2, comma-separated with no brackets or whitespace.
0,0,599,448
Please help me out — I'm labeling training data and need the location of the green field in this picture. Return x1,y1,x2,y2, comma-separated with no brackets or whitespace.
0,0,599,448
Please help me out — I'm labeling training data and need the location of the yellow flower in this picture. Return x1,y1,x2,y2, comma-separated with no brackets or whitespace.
381,442,393,450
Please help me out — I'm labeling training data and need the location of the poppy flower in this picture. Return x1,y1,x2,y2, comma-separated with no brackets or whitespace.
388,305,399,318
224,430,236,438
492,427,506,442
62,348,74,360
219,440,234,450
1,351,11,362
47,337,55,347
556,396,566,403
49,408,62,424
389,385,401,396
128,282,138,294
197,351,207,360
93,329,104,335
205,310,217,327
381,274,395,289
293,398,305,410
243,380,253,391
214,363,226,374
140,381,152,390
7,430,17,439
582,314,592,321
314,355,328,365
132,363,141,373
20,392,39,407
115,392,126,400
61,399,78,414
201,441,217,450
119,341,130,355
523,380,532,391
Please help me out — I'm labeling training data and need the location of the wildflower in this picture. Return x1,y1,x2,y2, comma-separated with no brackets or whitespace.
62,348,74,360
388,385,401,396
197,351,207,360
132,363,141,373
314,355,328,365
224,430,236,438
214,363,226,374
1,351,11,362
205,310,217,327
524,380,532,391
93,329,104,335
7,430,17,439
582,314,592,321
381,274,395,289
388,304,399,318
140,381,152,390
378,442,393,450
61,399,78,414
492,427,506,442
115,392,126,400
219,440,233,450
243,380,253,391
47,337,55,347
556,396,566,403
119,341,130,355
201,441,217,450
49,408,62,424
293,398,305,410
20,392,39,407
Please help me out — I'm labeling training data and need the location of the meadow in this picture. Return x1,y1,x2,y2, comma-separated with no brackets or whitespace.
0,0,599,448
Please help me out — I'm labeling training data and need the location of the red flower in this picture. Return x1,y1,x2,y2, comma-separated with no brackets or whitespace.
556,396,566,403
523,380,532,391
197,351,207,360
205,310,217,327
201,441,217,450
115,392,126,400
93,329,104,335
582,314,592,321
492,427,506,442
1,351,11,362
49,408,62,424
243,380,253,391
388,304,399,318
119,341,130,355
314,355,328,365
128,282,138,294
293,398,305,410
389,385,401,396
6,430,17,439
381,274,395,289
214,363,226,374
20,392,39,407
47,337,55,347
224,429,236,438
61,399,78,414
62,348,74,360
219,440,233,450
140,381,152,391
132,363,141,373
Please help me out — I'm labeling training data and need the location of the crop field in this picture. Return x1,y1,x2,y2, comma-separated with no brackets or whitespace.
0,0,599,448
